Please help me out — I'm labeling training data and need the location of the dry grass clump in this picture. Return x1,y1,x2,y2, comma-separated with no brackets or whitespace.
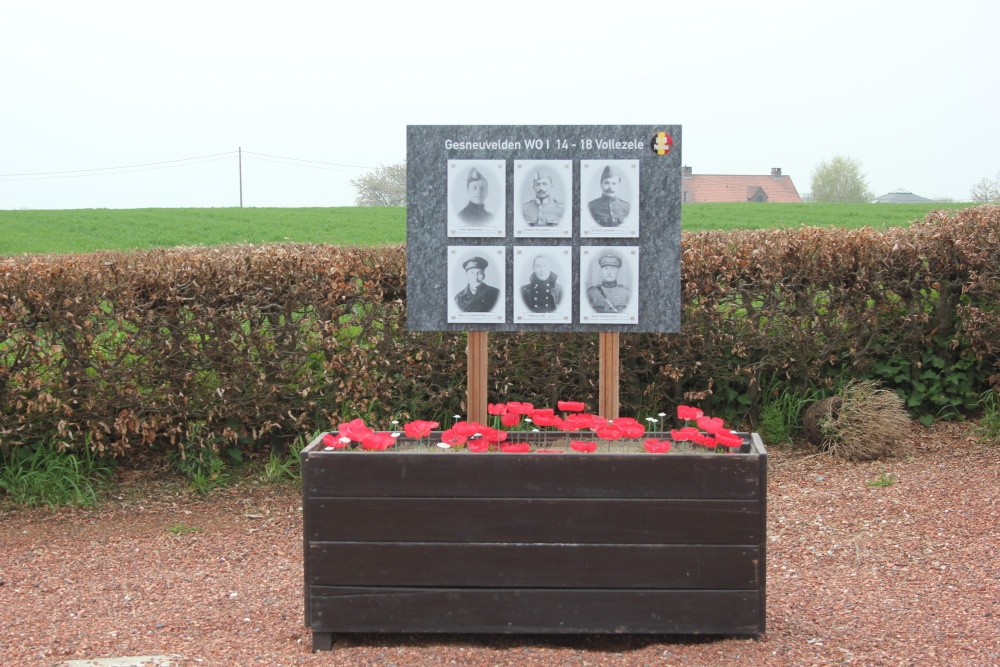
802,380,911,460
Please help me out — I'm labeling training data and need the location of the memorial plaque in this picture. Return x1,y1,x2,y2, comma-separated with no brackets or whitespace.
407,125,681,332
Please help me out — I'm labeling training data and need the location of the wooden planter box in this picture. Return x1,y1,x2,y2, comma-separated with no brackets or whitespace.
301,433,766,650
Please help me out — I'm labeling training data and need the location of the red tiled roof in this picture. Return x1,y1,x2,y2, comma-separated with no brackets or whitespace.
682,172,802,203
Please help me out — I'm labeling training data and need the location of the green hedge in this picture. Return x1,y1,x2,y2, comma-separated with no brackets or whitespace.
2,206,998,458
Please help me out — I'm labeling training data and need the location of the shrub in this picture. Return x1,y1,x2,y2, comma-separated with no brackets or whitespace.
801,381,911,460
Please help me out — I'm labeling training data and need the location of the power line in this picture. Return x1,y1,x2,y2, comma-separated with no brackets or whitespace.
0,151,239,178
0,155,238,181
241,151,375,170
242,154,368,174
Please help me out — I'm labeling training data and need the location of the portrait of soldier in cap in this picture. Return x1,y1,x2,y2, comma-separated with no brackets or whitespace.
586,252,630,313
522,170,565,227
520,254,563,313
457,167,494,224
454,255,500,312
587,165,631,227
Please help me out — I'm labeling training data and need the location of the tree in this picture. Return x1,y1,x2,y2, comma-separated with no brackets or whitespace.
350,162,406,206
810,155,874,203
969,174,1000,203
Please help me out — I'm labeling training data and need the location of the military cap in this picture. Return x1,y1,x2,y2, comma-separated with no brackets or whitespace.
532,170,549,183
463,256,489,271
600,165,619,181
598,253,622,268
467,167,486,184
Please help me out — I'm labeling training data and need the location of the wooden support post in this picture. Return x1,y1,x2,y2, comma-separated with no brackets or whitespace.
599,332,620,419
467,331,489,425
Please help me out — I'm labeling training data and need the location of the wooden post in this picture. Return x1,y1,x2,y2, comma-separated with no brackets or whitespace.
599,332,619,419
467,331,489,425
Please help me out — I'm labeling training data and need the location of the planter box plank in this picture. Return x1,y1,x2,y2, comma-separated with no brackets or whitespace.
309,543,759,589
306,498,760,544
311,587,761,635
302,432,767,643
305,453,760,500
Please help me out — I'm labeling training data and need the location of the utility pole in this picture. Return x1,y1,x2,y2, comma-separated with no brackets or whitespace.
239,147,243,207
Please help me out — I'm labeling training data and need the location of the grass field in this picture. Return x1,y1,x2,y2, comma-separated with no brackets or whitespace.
0,202,975,255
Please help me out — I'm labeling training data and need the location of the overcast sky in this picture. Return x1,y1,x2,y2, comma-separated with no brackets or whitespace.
2,0,997,209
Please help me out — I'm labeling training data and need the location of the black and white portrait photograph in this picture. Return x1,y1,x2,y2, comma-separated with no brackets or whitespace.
447,246,506,324
447,160,506,238
513,160,572,238
513,247,572,323
578,246,639,323
580,160,640,238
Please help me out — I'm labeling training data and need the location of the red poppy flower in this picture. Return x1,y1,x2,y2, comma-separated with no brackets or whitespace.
321,433,347,449
570,440,597,453
480,428,508,443
595,424,623,440
677,405,704,421
467,439,490,453
565,413,598,431
557,401,586,413
529,408,555,419
696,415,726,434
612,418,645,438
501,443,531,453
532,414,565,429
670,427,700,442
403,419,438,440
336,417,372,442
361,432,395,451
715,431,744,449
506,401,534,415
500,412,521,428
453,421,484,438
487,402,507,416
441,428,467,446
643,438,672,454
536,448,564,454
693,433,717,449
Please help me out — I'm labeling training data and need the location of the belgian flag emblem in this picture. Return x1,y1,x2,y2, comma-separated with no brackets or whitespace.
651,132,673,156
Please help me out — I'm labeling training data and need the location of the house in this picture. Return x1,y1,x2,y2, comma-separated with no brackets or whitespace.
873,188,931,204
681,166,803,203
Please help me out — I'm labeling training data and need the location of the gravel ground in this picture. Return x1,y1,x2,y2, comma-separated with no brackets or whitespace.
1,421,998,667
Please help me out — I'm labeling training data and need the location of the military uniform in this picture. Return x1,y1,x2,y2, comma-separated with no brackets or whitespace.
587,282,630,312
587,252,630,312
587,195,630,227
522,197,565,226
457,202,493,224
455,256,500,312
455,283,500,312
520,273,562,313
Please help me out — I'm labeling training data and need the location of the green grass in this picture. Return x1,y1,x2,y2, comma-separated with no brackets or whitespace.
1,202,979,255
681,202,977,232
0,206,406,254
0,440,115,507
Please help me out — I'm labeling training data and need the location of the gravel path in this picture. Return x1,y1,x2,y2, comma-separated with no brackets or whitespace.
1,422,998,666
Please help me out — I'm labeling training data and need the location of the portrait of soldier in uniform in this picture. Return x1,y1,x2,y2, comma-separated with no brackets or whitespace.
454,256,500,312
457,168,493,224
587,165,631,227
522,170,565,227
520,255,563,313
586,252,630,313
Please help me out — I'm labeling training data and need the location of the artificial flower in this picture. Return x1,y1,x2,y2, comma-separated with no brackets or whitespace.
643,438,672,454
557,401,586,412
677,405,704,421
441,428,468,446
670,427,701,442
361,432,395,451
487,403,507,416
570,440,597,453
501,412,521,428
595,424,623,440
467,439,490,453
696,415,726,434
506,401,534,415
501,443,531,453
403,419,439,440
